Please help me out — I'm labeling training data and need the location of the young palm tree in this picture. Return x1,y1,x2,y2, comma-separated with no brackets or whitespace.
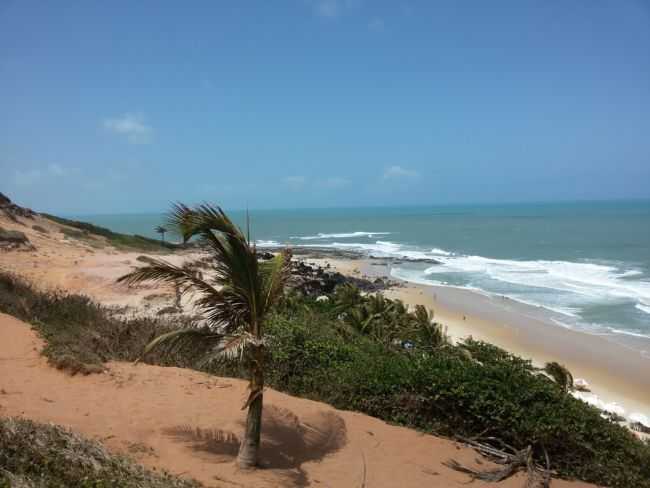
544,361,574,392
155,225,167,243
118,203,292,469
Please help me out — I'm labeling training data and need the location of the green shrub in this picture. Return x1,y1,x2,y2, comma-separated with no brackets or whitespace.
1,273,649,488
259,305,650,488
42,213,179,251
0,273,192,374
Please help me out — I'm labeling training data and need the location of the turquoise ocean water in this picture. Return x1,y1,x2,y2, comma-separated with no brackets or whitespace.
74,201,650,342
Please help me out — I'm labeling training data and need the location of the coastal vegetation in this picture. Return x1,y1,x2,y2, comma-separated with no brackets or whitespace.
0,417,199,488
155,225,168,243
42,213,179,252
2,270,649,487
117,203,293,469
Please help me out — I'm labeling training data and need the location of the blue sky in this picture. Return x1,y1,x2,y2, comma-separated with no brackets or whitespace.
1,1,650,214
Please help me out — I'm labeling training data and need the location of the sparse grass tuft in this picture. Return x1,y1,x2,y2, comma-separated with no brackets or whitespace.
0,417,200,488
0,272,191,374
31,225,48,234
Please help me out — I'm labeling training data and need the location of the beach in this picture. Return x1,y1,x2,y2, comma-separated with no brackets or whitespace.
2,212,650,425
3,210,649,426
1,210,603,487
306,255,650,424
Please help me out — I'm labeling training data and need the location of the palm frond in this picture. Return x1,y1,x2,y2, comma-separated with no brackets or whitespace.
165,203,264,327
414,304,434,326
260,249,292,314
118,202,284,377
196,332,265,367
544,362,574,392
118,258,221,299
141,327,223,359
168,202,243,243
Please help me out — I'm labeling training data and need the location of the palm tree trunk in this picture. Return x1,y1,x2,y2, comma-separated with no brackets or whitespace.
237,356,264,469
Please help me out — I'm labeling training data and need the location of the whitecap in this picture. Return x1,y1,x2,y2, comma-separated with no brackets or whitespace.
293,231,391,240
255,240,280,247
602,402,626,417
629,412,650,427
636,302,650,315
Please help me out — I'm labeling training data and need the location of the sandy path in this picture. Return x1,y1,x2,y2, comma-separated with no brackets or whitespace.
0,313,594,488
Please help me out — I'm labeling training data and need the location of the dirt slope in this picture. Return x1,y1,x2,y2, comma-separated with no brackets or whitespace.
0,313,595,488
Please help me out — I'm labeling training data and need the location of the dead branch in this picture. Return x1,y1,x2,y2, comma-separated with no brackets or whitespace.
445,439,552,488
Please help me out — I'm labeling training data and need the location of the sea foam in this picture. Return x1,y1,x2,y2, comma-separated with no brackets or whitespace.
293,231,391,240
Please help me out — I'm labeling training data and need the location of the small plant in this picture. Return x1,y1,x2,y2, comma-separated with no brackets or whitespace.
155,225,168,243
544,361,574,392
31,224,49,234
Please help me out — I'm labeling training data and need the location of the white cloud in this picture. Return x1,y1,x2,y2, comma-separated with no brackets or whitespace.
383,165,418,180
103,113,153,144
322,177,351,189
283,176,307,189
368,17,385,32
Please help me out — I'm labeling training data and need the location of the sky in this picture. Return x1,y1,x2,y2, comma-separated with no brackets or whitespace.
1,0,650,214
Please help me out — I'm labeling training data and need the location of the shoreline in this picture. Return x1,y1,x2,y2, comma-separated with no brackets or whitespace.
302,253,650,425
1,209,648,433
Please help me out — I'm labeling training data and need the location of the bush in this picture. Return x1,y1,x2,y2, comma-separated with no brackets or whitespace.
2,273,649,488
0,417,199,488
0,273,192,374
260,305,650,488
31,224,48,234
42,213,180,251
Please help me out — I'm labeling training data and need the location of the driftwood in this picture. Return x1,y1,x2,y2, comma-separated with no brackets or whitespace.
445,437,552,488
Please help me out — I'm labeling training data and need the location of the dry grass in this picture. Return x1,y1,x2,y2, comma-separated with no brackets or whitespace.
0,417,200,488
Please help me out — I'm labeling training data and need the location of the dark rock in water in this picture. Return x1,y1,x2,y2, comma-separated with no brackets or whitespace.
258,251,274,260
368,255,442,265
0,227,35,251
0,193,37,222
288,260,390,296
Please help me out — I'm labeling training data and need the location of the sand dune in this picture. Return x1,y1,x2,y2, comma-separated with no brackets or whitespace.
0,313,594,487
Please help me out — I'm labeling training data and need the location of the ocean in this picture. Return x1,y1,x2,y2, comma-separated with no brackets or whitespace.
74,200,650,343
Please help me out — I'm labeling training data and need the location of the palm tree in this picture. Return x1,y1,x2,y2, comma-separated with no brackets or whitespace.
155,225,167,243
118,203,292,469
544,361,574,392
